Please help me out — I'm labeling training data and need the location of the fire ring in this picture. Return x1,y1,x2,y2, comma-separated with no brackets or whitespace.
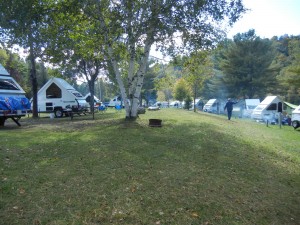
149,119,162,127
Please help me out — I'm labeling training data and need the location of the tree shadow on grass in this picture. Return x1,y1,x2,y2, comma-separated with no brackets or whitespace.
1,114,299,225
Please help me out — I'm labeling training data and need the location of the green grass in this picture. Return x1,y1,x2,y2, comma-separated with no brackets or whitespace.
1,108,299,225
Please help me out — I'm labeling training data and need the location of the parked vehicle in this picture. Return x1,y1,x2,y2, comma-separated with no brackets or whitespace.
0,64,31,126
242,99,260,117
291,105,300,129
108,96,122,107
203,99,225,114
231,99,260,118
84,93,102,111
169,101,181,108
191,99,204,110
251,96,284,122
34,77,89,117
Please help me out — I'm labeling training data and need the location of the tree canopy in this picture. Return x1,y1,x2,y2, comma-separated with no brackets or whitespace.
47,0,246,118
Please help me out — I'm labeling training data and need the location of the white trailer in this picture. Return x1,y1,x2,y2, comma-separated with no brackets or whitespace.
251,96,284,122
0,64,31,126
35,77,89,117
291,105,300,129
229,99,260,118
203,99,225,114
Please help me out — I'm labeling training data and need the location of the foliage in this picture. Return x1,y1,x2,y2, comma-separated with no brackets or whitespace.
218,30,277,99
173,78,191,102
182,51,213,111
154,63,175,102
0,0,52,117
184,95,193,110
55,0,246,118
276,36,300,103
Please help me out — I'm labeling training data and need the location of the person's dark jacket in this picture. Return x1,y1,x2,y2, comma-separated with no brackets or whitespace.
224,100,238,111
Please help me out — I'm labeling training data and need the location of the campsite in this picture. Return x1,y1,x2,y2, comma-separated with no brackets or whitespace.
0,1,299,224
1,108,299,225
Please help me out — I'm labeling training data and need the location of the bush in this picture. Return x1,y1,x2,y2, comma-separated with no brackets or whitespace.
184,95,192,110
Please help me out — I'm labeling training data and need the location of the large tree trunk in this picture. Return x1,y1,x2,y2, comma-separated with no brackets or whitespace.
29,37,38,118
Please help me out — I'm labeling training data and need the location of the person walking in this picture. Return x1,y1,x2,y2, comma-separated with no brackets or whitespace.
224,98,238,120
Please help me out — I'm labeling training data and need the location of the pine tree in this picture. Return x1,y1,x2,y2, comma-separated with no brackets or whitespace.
219,30,277,99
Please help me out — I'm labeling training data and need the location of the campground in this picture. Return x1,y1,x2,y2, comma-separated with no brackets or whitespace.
1,108,299,225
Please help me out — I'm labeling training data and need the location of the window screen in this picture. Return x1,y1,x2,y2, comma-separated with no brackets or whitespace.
0,79,20,90
46,83,62,98
266,103,277,110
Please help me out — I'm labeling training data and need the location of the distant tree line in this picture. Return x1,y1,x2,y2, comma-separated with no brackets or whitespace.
157,30,300,105
1,30,299,106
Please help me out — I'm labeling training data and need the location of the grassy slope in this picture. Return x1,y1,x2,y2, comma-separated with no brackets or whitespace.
0,109,299,225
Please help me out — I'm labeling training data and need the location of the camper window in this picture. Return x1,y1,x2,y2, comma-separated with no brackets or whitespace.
86,96,91,103
278,102,283,112
0,79,20,90
72,92,82,97
266,103,277,111
46,83,62,98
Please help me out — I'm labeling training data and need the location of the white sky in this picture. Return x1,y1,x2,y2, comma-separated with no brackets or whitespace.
227,0,300,38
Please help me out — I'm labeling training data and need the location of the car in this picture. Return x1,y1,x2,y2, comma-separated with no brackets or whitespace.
148,105,160,111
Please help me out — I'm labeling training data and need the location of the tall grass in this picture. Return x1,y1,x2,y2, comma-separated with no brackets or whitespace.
1,108,299,225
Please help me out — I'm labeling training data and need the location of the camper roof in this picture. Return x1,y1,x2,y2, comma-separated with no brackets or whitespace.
54,78,76,90
260,96,279,105
37,77,84,98
0,64,9,76
0,64,26,94
206,99,217,104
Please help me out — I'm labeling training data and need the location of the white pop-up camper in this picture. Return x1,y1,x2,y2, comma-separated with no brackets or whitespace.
203,99,225,114
251,96,284,122
241,99,260,118
0,64,31,126
291,105,300,129
35,77,89,117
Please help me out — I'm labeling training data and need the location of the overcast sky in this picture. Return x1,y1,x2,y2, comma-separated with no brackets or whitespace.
227,0,300,38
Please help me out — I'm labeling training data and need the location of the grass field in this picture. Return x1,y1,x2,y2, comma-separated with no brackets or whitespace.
1,108,299,225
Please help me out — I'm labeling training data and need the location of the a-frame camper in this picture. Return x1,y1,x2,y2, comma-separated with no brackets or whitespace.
35,77,89,117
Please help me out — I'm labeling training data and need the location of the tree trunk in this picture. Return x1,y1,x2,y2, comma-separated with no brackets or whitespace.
29,36,38,118
88,80,95,119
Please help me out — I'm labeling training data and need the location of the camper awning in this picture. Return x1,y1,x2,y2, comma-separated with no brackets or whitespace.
284,102,298,109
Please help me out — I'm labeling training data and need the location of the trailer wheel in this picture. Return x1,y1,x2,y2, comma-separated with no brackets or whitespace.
54,108,63,118
292,120,299,129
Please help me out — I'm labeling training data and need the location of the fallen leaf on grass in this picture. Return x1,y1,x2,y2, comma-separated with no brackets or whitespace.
191,212,199,217
19,188,26,194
